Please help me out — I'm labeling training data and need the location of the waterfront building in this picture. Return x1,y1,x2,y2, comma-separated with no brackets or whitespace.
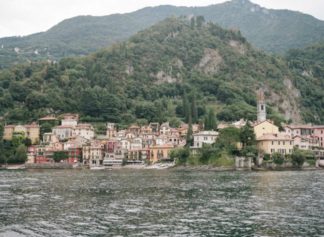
149,144,174,163
192,131,219,148
257,133,294,155
313,126,324,148
82,141,103,167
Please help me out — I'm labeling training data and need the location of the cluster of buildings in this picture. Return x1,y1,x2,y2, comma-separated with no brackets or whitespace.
2,90,324,167
4,113,213,167
253,90,324,158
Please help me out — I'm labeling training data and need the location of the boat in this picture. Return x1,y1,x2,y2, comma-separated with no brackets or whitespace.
89,166,106,170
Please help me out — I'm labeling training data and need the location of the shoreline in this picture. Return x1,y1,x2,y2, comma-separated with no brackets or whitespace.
1,163,323,172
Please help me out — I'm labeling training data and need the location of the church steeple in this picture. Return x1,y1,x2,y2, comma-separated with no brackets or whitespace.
257,89,266,122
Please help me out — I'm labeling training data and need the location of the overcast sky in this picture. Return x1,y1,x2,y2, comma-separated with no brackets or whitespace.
0,0,323,38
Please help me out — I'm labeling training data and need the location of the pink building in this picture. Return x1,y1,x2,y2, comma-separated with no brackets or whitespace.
313,126,324,148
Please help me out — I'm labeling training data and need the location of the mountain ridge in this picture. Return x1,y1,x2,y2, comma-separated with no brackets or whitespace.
1,0,324,68
1,17,317,126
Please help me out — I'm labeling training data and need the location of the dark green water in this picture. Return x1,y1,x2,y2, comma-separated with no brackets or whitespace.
0,169,323,236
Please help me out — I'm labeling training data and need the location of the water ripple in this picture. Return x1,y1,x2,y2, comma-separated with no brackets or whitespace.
0,170,324,236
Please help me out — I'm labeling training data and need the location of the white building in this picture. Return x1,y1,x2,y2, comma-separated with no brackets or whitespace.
73,123,95,140
192,131,219,148
61,114,79,127
53,125,74,141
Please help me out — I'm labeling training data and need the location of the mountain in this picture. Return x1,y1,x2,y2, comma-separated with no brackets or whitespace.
1,0,324,68
1,17,315,127
286,42,324,123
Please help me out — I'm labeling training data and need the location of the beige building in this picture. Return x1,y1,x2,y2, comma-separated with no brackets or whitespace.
149,144,174,163
82,141,103,167
257,133,294,155
253,120,279,139
3,123,40,144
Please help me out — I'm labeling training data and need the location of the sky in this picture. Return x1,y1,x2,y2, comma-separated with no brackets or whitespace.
0,0,323,38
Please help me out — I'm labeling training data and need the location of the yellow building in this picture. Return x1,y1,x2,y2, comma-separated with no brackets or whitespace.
257,133,294,155
149,144,174,163
253,120,279,139
3,123,40,144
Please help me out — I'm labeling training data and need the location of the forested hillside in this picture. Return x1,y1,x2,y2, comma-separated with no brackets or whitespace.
0,17,313,126
1,0,324,67
286,42,324,124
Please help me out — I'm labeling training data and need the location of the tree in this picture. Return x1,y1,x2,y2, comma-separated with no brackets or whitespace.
182,94,190,123
291,148,305,168
240,123,256,148
216,127,240,155
191,94,198,123
196,16,205,28
53,151,68,163
272,152,285,165
170,147,190,165
205,109,217,130
186,114,193,147
14,144,27,163
190,17,195,29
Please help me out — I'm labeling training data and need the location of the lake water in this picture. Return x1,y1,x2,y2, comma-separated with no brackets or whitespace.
0,169,323,237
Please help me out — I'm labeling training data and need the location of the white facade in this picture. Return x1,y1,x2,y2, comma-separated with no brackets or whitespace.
73,124,95,140
61,118,78,127
53,126,74,140
192,131,219,148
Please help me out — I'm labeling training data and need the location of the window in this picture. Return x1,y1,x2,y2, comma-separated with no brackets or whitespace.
278,141,280,145
272,141,274,145
283,141,285,145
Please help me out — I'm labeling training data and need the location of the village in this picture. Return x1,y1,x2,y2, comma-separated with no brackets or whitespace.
2,91,324,169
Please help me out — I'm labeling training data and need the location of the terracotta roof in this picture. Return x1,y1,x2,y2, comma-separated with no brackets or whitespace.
257,133,292,141
284,124,314,129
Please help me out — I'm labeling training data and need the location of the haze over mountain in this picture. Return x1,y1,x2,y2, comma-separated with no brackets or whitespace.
1,0,324,68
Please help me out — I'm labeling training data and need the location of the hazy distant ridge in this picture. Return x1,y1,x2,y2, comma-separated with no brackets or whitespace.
1,0,324,67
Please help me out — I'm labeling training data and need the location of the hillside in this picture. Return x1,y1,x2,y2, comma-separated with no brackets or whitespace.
1,0,324,68
0,17,313,126
286,42,324,124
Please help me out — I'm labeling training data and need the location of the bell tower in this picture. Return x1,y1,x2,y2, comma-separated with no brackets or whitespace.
257,89,266,122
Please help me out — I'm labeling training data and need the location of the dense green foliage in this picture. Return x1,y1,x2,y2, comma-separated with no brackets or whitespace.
1,0,324,67
272,152,285,165
1,17,310,125
53,151,68,163
286,42,324,124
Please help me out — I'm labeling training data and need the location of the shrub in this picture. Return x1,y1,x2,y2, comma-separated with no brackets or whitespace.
272,152,285,165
